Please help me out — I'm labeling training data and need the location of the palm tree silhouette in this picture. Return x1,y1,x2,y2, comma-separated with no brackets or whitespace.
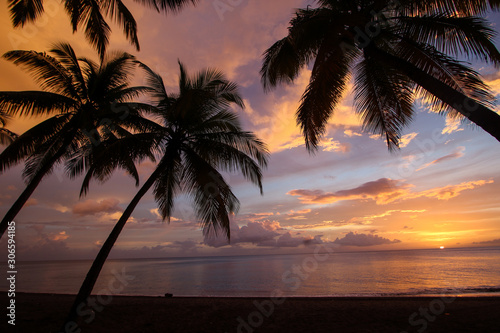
0,43,155,238
0,111,17,144
261,0,500,151
64,61,268,326
7,0,198,59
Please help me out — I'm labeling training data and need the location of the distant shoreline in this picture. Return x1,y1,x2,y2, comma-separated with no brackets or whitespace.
2,292,500,332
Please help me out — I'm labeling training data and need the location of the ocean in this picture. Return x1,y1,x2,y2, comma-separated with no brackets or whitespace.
2,247,500,297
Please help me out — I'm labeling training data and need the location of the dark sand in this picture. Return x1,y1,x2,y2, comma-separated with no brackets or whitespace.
2,293,500,332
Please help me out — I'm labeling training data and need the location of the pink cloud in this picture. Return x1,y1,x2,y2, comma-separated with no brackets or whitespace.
417,146,465,171
288,178,413,205
72,198,122,216
288,178,493,205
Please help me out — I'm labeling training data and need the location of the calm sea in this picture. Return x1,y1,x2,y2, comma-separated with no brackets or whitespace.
1,247,500,297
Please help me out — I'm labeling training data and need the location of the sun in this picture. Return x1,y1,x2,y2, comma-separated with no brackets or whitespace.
439,246,445,250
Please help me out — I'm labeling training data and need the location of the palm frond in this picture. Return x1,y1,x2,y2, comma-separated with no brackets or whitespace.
102,86,153,105
101,0,140,51
394,41,495,113
133,0,198,13
49,43,89,98
191,110,241,133
90,52,136,100
261,7,332,91
355,47,415,150
0,91,76,117
8,0,44,27
22,135,70,182
70,132,157,196
0,114,71,173
297,36,360,151
261,37,303,90
135,61,169,102
153,150,183,222
397,0,500,16
395,15,500,66
190,138,266,193
181,147,239,240
77,0,111,60
3,50,80,99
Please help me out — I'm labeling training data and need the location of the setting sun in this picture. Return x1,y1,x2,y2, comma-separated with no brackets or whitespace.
440,246,445,249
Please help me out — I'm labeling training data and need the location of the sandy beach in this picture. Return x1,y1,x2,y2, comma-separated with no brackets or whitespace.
1,293,500,332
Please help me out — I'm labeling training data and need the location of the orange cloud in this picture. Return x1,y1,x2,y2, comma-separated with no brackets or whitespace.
442,117,464,135
73,198,122,216
25,198,38,207
52,231,69,241
417,180,493,200
319,138,350,153
149,208,181,222
344,129,363,137
243,70,309,153
348,209,427,225
399,132,418,148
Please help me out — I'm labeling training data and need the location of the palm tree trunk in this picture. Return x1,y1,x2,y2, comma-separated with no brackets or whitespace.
371,47,500,142
0,149,65,239
62,165,162,330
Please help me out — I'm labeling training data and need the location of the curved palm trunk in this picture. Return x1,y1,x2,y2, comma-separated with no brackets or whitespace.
62,166,162,330
371,47,500,142
0,149,66,239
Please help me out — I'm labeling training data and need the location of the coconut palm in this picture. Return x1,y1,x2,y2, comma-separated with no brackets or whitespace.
7,0,198,59
0,112,17,144
0,43,155,238
64,61,268,326
261,0,500,151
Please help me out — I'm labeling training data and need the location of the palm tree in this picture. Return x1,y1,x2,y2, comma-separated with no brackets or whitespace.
64,62,268,327
0,43,155,238
0,112,17,144
261,0,500,151
7,0,198,59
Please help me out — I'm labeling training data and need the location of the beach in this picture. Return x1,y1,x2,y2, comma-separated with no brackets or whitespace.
2,293,500,332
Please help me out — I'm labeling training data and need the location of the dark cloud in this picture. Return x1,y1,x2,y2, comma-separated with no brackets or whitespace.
13,225,90,261
473,239,500,246
276,232,323,248
204,220,325,249
204,220,280,248
333,232,401,247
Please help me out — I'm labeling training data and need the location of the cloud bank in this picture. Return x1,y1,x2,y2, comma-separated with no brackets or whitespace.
333,232,401,247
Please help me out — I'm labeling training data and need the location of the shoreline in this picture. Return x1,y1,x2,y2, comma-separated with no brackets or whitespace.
2,293,500,332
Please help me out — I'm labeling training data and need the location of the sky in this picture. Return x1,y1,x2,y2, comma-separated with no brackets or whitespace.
1,0,500,261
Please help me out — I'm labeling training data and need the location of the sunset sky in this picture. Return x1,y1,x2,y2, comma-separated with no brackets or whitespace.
1,0,500,261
